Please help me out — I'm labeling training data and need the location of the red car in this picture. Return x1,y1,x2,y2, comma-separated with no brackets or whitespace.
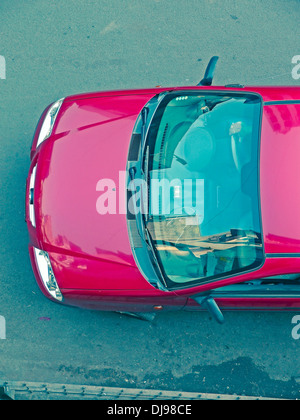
26,58,300,323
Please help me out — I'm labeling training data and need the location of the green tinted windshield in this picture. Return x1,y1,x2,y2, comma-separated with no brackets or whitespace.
145,91,263,289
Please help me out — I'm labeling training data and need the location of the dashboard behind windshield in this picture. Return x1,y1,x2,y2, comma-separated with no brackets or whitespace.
144,91,263,289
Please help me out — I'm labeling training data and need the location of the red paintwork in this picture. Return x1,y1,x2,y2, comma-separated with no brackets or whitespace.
186,297,300,311
26,85,300,313
35,94,155,291
261,103,300,254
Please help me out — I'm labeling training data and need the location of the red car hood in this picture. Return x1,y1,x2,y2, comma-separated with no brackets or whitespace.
35,93,158,290
260,102,300,254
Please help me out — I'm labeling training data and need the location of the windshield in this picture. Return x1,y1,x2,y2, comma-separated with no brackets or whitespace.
144,91,263,289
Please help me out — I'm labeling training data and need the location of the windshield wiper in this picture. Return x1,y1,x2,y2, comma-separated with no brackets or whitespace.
143,222,167,288
140,107,149,162
141,107,149,143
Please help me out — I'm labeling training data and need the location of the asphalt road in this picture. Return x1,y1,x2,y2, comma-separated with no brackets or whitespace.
0,0,300,399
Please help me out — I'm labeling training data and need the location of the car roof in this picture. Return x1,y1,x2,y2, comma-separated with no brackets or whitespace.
64,86,300,104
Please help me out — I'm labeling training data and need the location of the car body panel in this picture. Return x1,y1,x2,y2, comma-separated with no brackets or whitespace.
260,103,300,254
33,94,157,292
62,86,300,104
186,297,300,311
60,289,188,312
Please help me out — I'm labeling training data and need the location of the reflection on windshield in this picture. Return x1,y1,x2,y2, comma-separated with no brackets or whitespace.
145,92,263,288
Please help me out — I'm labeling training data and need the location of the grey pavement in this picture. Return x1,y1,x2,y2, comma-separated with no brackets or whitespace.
0,0,300,399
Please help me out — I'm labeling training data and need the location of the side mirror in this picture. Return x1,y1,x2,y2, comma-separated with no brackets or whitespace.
193,295,225,324
198,56,219,86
